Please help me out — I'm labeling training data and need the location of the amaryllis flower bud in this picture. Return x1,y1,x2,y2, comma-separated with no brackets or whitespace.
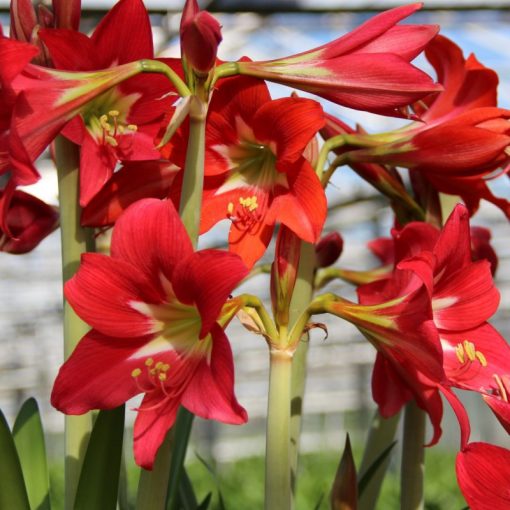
180,0,222,75
271,226,301,328
0,189,58,254
315,231,343,268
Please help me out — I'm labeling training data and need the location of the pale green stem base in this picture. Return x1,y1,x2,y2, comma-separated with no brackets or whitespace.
265,350,293,510
358,411,400,510
54,136,94,509
400,401,426,510
288,242,315,491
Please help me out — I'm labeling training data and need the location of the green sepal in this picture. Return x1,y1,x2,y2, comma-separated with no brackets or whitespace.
12,398,51,510
73,405,125,510
0,409,31,510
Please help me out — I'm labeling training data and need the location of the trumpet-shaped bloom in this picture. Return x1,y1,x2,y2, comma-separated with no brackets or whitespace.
36,0,174,205
343,36,510,217
199,76,327,267
330,205,501,445
51,199,248,469
235,3,440,116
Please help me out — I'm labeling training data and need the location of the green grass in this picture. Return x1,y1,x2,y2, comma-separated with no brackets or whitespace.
48,447,467,509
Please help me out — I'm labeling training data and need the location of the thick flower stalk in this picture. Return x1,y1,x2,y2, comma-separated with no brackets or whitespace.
51,199,248,468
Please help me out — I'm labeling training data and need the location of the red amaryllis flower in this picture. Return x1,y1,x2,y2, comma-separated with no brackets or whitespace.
456,442,510,510
233,3,440,116
199,76,327,267
0,189,58,253
327,205,501,445
343,35,510,217
51,199,248,469
36,0,174,205
180,0,222,74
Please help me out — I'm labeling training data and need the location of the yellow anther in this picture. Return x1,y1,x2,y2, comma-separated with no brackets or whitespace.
108,110,120,117
161,364,170,372
155,361,164,370
158,373,167,382
463,340,476,362
131,368,142,378
455,344,465,364
145,358,154,366
475,351,488,367
239,197,246,206
149,368,157,376
118,125,125,134
249,201,258,212
127,124,138,132
227,202,234,215
105,135,118,147
99,114,109,124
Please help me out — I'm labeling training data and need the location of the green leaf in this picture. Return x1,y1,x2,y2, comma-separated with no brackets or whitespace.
194,451,227,510
196,493,212,510
0,409,31,510
357,441,396,497
313,493,325,510
73,406,125,510
178,467,198,510
12,398,51,510
331,434,357,510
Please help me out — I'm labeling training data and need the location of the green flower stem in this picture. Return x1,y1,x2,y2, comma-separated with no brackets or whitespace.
288,243,316,493
179,97,206,244
54,136,95,510
140,59,191,98
265,349,293,510
400,401,426,510
358,411,400,510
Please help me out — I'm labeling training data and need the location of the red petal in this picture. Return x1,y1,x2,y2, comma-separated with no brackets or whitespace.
269,158,327,243
0,38,38,84
91,0,154,65
172,251,248,338
372,353,413,417
182,325,247,423
228,220,274,269
110,198,193,285
433,260,499,330
483,395,510,435
133,393,180,470
442,323,510,392
423,35,498,122
457,442,510,510
79,131,117,206
252,97,324,167
65,252,162,338
51,329,147,414
39,29,96,70
81,161,180,227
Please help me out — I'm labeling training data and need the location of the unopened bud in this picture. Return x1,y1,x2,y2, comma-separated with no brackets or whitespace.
180,0,222,75
315,231,343,268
